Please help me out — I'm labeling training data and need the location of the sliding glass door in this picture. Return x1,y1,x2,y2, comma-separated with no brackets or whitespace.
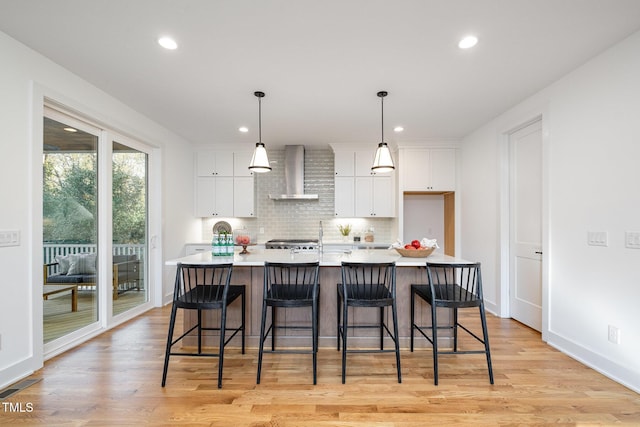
112,140,149,316
43,113,100,343
43,105,154,352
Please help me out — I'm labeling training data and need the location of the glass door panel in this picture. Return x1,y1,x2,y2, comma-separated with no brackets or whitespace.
112,141,148,315
43,116,99,343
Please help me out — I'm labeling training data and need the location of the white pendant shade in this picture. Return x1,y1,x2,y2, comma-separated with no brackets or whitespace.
371,142,395,173
249,142,271,172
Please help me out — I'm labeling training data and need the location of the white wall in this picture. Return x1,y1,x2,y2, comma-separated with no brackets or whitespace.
0,31,198,388
460,30,640,392
403,194,444,250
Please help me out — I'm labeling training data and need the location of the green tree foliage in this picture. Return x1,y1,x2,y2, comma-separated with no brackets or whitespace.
112,152,147,244
43,152,146,244
43,153,97,243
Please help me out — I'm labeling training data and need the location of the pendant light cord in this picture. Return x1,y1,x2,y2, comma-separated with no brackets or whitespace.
377,91,387,143
254,91,265,144
380,94,384,143
258,95,262,143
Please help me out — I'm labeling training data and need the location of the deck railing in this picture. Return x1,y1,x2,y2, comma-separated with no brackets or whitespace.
44,243,146,265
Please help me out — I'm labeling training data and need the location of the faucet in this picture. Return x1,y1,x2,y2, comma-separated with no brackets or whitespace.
318,220,323,254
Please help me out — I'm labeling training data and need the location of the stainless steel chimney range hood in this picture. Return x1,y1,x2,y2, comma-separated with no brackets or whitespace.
269,145,319,200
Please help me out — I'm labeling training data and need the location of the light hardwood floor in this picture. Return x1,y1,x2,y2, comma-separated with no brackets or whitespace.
43,290,148,342
4,305,640,426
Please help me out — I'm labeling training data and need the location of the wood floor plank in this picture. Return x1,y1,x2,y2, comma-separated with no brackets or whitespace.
3,305,640,426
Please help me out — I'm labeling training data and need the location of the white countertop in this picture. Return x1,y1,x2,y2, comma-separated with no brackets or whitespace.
166,248,469,267
186,241,391,248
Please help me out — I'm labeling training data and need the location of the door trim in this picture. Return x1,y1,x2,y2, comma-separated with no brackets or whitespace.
498,110,550,342
34,85,162,364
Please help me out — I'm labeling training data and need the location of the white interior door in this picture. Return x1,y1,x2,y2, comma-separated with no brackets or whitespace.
509,119,543,331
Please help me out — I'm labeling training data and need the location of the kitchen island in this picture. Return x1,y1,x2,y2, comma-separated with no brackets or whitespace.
166,249,472,349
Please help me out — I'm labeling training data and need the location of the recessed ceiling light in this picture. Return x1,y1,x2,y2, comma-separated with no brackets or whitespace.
239,126,249,133
158,36,178,50
393,126,404,133
458,35,478,49
63,127,77,132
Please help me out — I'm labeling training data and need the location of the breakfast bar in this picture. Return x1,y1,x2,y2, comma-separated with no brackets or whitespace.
166,248,472,349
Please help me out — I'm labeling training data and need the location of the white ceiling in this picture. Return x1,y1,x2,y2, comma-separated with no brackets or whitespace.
2,0,640,148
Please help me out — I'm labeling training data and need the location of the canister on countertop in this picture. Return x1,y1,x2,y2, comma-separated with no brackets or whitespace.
364,228,374,242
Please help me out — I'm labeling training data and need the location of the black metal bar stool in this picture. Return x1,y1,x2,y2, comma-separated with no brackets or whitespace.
410,262,493,385
257,261,320,384
337,261,401,384
162,262,245,389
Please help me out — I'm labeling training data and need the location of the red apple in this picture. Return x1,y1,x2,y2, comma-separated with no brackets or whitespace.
411,240,421,249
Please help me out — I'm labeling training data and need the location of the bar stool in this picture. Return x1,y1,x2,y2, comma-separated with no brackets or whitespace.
162,263,245,389
337,261,401,384
257,261,320,384
410,262,493,385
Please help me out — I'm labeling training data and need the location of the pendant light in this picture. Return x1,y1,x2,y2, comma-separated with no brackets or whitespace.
248,91,272,173
371,91,395,173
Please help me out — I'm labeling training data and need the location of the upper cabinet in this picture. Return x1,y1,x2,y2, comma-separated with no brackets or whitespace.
333,149,395,217
196,151,234,176
334,150,380,177
232,176,255,217
194,150,255,217
401,148,456,192
354,175,394,217
195,176,234,217
354,150,377,177
334,177,355,217
334,151,355,176
233,150,255,177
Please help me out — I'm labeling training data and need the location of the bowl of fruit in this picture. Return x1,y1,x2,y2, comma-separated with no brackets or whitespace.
233,228,255,254
394,239,436,258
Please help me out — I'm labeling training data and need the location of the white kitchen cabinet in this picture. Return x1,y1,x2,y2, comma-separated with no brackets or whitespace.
195,176,234,217
401,148,456,191
334,176,355,217
335,149,388,177
233,177,255,217
185,244,211,256
195,150,256,218
372,175,394,217
334,151,355,176
233,151,255,177
429,149,456,190
333,149,394,218
354,175,394,217
354,150,376,176
196,151,234,177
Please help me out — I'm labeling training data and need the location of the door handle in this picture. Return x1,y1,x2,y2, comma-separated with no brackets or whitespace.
535,251,543,254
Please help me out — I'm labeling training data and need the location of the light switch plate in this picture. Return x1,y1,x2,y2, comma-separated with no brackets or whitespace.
0,230,20,247
587,231,608,247
625,231,640,249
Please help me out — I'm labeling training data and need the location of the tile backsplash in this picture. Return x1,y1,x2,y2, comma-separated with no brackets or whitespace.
201,147,395,243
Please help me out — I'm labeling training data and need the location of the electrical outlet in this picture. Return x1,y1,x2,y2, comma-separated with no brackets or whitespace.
608,325,620,344
625,231,640,249
587,231,608,247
